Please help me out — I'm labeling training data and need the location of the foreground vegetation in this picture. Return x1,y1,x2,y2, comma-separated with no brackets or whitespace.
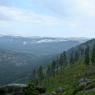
25,39,95,95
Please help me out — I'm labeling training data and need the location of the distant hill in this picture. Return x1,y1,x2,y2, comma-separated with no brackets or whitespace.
0,36,87,55
0,36,87,85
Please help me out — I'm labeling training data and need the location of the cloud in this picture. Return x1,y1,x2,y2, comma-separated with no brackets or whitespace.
0,4,80,27
0,6,20,21
0,5,61,25
31,0,95,17
31,0,67,17
1,0,95,23
76,0,95,16
0,0,95,37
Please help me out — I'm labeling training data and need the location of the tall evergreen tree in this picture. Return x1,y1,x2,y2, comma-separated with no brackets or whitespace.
51,60,56,76
55,57,60,72
84,46,90,65
63,51,68,65
32,69,36,80
59,51,68,70
70,51,74,64
59,54,64,70
46,65,51,77
91,44,95,64
37,66,44,81
80,47,85,57
32,69,39,85
74,51,79,62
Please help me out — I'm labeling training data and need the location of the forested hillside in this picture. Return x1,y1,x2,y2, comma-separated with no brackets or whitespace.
27,39,95,95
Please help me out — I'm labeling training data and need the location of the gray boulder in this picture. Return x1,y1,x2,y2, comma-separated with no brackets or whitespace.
56,87,64,93
78,78,91,87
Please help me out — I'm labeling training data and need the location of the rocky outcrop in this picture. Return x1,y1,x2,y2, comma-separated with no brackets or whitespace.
73,78,95,95
0,83,27,95
0,83,47,95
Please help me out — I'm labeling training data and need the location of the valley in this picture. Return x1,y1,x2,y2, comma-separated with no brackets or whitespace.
0,36,87,85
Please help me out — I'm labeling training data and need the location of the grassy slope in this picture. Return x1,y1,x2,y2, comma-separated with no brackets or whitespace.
42,39,95,95
43,60,95,95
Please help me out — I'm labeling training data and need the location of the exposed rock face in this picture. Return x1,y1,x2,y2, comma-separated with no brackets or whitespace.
78,78,91,87
0,84,27,95
73,78,95,95
0,84,47,95
56,87,64,93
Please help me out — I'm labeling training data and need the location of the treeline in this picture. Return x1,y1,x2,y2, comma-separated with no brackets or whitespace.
32,39,95,84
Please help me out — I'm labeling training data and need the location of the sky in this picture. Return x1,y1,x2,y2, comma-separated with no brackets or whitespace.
0,0,95,38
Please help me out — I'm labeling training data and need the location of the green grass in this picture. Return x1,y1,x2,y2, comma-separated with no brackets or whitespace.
43,61,95,95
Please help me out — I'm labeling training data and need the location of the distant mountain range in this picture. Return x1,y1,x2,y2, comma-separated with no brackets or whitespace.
0,35,88,85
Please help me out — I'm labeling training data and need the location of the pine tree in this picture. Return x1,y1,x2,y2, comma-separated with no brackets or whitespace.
32,69,39,85
70,51,74,64
91,44,95,64
46,65,51,77
32,69,36,80
51,60,56,76
59,51,68,70
37,66,44,81
80,47,85,57
63,51,68,65
84,46,90,65
55,57,60,72
59,54,64,70
74,51,79,62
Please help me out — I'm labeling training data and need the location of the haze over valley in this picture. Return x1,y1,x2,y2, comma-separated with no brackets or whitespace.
0,36,87,85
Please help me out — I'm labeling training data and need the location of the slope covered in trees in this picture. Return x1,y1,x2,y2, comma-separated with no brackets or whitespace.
29,39,95,95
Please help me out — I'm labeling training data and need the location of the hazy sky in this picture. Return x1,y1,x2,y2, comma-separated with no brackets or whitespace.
0,0,95,37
